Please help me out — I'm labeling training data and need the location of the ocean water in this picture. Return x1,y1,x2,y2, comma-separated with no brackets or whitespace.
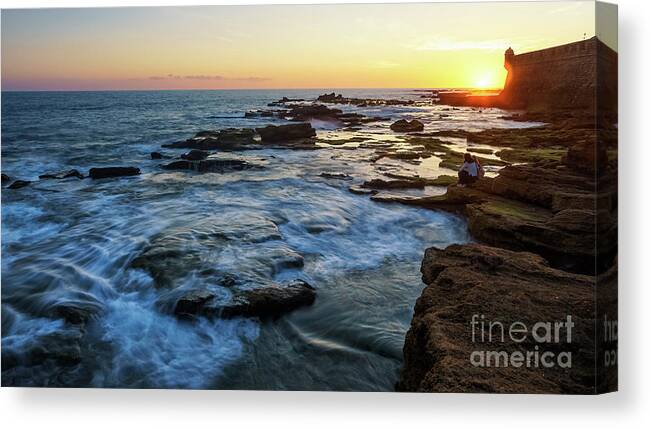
1,89,537,390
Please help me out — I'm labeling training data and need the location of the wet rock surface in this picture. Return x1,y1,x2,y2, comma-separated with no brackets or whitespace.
39,169,85,180
390,119,425,133
256,123,316,143
396,113,618,393
317,92,415,107
163,128,256,150
221,280,316,319
162,158,257,173
181,149,209,161
174,280,317,320
7,180,31,189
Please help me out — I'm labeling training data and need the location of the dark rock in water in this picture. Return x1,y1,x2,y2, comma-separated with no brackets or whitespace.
348,185,378,195
174,290,216,317
319,172,352,180
28,330,84,367
8,180,31,189
245,109,284,118
181,149,209,161
361,178,427,189
163,128,256,150
2,326,85,372
150,152,164,159
390,119,425,133
130,215,284,288
88,167,140,179
286,104,342,120
162,159,254,173
49,299,104,325
39,169,84,180
221,280,316,319
317,92,415,107
172,280,316,320
256,123,316,143
317,92,345,103
1,173,11,184
275,96,305,104
397,243,596,394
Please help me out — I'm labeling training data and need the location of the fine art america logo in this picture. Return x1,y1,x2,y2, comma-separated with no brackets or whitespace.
470,314,574,369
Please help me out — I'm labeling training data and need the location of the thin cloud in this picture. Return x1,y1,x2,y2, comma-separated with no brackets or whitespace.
145,74,270,82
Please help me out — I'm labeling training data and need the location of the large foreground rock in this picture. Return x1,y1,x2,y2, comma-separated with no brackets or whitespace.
397,243,596,394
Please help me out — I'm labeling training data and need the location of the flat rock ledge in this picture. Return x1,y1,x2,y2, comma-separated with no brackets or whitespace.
371,159,617,275
162,158,257,173
397,243,597,394
163,123,319,151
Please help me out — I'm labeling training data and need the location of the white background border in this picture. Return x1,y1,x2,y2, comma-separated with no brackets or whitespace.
1,0,649,426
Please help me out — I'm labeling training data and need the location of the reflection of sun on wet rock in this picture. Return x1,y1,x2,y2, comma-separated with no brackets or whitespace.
88,166,140,179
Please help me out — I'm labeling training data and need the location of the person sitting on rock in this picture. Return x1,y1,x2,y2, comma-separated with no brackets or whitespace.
458,153,479,186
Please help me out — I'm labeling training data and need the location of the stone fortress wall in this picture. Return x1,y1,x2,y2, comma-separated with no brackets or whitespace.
438,37,618,113
500,36,617,112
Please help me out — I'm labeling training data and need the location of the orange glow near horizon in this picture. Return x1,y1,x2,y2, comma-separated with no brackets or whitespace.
1,2,602,91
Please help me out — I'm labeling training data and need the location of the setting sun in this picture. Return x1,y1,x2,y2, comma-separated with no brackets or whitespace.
473,71,502,89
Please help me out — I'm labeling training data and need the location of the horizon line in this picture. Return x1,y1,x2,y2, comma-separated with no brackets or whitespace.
0,86,503,93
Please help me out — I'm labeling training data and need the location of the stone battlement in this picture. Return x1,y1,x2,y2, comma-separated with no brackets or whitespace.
507,37,599,67
438,37,617,113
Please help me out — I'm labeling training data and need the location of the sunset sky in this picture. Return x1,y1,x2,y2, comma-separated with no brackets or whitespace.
1,2,606,91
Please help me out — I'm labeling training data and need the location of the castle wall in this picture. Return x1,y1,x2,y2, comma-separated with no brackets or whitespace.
437,37,617,113
500,37,617,112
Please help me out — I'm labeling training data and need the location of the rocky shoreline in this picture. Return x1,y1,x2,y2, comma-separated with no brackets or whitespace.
1,91,617,392
388,112,618,393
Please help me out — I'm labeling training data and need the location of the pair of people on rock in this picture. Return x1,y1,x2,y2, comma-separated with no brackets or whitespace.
457,152,484,186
